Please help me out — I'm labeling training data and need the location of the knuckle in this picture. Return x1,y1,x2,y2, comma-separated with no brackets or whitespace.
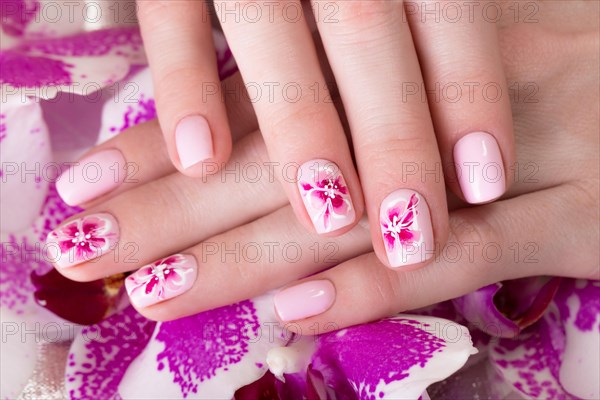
370,265,406,314
321,1,403,53
332,1,400,34
264,99,331,141
448,209,499,271
137,1,186,25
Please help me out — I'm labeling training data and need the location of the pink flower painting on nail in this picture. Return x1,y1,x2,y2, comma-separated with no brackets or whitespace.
381,193,421,252
298,160,355,234
379,190,433,268
46,213,119,268
125,254,197,308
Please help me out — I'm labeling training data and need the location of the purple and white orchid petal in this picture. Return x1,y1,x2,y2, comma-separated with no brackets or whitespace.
1,181,86,400
0,95,50,231
1,0,84,42
97,67,156,143
453,278,562,339
554,279,600,399
311,314,477,399
1,52,131,99
118,294,287,399
1,27,146,99
489,308,575,400
18,27,145,64
1,181,81,310
64,306,156,400
452,283,521,339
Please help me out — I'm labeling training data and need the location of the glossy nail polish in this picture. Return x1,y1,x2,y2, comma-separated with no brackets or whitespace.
46,213,119,268
175,115,214,169
274,280,335,322
379,189,434,268
56,149,126,205
297,159,355,234
454,132,506,204
125,254,197,308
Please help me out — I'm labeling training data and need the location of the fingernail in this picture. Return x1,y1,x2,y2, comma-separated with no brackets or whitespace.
454,132,506,204
46,213,119,268
56,149,126,205
297,159,356,234
175,115,214,169
379,189,434,268
125,254,197,308
274,280,335,322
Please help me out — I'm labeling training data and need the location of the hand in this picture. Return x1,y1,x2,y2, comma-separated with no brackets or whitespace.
122,1,516,269
48,0,598,327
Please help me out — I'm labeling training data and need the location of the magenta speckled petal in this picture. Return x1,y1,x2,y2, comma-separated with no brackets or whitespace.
118,293,287,399
310,315,476,399
65,306,156,400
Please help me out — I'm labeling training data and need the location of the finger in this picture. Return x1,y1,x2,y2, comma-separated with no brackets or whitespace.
137,0,232,175
126,207,372,321
215,0,364,236
55,72,257,207
46,132,287,281
272,184,599,331
406,1,514,204
313,0,448,268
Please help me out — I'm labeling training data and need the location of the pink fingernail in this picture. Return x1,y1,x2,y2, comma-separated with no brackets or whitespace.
454,132,506,204
46,213,119,269
175,115,214,169
379,189,434,268
274,280,335,322
125,254,197,308
56,149,126,205
297,159,356,234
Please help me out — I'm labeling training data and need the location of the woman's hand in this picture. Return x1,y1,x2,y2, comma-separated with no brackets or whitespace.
121,1,517,270
48,0,597,327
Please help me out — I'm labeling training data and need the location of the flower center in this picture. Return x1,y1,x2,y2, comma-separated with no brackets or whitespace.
388,215,404,234
152,263,171,280
71,231,92,246
323,179,339,199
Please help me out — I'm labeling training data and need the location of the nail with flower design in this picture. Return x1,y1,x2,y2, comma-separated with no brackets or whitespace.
125,254,197,308
379,189,434,268
46,213,119,269
297,159,356,234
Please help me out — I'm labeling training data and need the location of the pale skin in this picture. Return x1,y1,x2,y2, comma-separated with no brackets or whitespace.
52,0,598,332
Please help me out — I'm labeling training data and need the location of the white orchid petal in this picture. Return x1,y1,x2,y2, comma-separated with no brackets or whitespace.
118,293,286,399
97,67,155,143
65,306,156,400
555,279,600,399
0,95,50,232
312,314,477,399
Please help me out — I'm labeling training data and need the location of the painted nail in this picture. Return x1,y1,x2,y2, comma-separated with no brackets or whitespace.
46,213,119,269
274,280,335,322
125,254,197,308
454,132,506,204
56,149,126,206
297,159,356,234
379,189,434,268
175,115,214,169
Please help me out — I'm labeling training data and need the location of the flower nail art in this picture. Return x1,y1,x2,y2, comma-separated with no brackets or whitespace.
380,190,433,268
46,213,119,268
297,159,355,234
125,254,197,308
